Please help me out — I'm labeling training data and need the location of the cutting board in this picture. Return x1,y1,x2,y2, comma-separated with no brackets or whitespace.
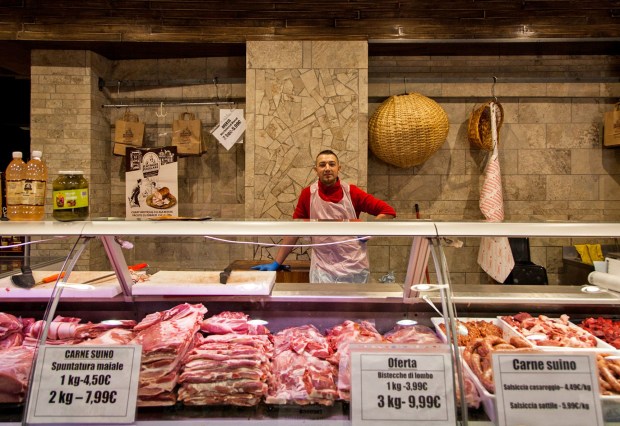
0,271,122,298
131,270,276,296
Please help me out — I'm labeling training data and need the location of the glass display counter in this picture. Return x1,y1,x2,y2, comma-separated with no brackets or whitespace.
0,220,619,425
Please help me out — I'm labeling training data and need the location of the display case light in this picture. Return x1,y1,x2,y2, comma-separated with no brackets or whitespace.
526,333,548,342
411,283,448,291
58,283,95,290
396,319,418,326
248,319,269,326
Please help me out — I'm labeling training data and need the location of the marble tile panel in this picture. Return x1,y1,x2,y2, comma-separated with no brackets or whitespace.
247,41,303,69
572,99,609,123
509,123,546,149
503,175,546,201
547,175,599,201
518,99,571,124
546,83,599,97
518,149,571,174
601,83,620,97
311,41,367,69
572,149,620,175
440,173,483,201
389,175,442,201
600,175,620,201
546,123,600,149
415,149,465,175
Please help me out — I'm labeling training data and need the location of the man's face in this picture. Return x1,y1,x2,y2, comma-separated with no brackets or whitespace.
314,154,340,186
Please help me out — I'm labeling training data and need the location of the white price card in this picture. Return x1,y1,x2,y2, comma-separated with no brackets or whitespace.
493,351,604,426
213,109,246,150
26,345,142,424
350,344,456,426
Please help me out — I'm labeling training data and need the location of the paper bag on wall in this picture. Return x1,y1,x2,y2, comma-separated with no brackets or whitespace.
172,112,203,156
114,111,145,147
604,103,620,148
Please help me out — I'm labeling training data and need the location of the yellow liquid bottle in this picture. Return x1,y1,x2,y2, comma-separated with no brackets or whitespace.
5,151,27,220
23,150,47,221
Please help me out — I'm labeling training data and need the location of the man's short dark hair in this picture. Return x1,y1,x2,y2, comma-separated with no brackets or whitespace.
316,149,339,162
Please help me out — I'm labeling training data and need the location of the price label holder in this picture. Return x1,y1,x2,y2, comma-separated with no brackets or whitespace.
26,344,142,424
350,343,456,426
492,351,604,426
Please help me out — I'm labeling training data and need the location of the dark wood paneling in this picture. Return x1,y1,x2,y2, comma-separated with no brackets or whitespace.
0,0,617,76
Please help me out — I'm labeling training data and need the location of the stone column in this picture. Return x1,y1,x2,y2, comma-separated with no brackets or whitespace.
245,40,368,222
30,50,111,269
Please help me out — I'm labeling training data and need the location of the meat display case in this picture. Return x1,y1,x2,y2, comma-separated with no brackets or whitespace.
1,219,620,426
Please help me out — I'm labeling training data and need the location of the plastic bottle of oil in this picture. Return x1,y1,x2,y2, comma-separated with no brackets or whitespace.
23,150,47,220
5,151,27,220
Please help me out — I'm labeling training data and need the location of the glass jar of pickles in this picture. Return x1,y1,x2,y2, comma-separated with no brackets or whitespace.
52,171,89,221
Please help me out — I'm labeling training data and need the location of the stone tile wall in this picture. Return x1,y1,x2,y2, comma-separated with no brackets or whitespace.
23,49,620,285
367,55,620,284
30,50,111,269
245,40,368,262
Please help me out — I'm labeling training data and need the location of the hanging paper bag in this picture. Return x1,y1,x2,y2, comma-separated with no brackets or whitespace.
604,103,620,148
172,112,203,156
114,111,145,147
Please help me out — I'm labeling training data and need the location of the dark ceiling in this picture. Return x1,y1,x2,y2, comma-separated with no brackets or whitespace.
0,0,619,77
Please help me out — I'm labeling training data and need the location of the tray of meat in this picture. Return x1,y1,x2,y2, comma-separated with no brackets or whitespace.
460,336,535,423
597,352,620,421
499,313,615,350
580,317,620,349
431,317,533,348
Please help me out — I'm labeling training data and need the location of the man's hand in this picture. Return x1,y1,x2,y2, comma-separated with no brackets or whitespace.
251,261,280,271
357,236,371,244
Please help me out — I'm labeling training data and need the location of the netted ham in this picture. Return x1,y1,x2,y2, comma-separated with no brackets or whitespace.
201,311,269,335
131,303,207,406
25,316,136,346
326,320,383,401
25,316,86,345
179,333,273,406
267,325,337,406
502,312,597,348
0,346,34,403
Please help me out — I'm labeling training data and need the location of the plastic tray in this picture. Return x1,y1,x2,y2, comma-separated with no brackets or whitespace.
431,317,534,348
497,315,615,350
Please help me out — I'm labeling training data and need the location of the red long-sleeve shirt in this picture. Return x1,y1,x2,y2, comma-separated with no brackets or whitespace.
292,179,396,219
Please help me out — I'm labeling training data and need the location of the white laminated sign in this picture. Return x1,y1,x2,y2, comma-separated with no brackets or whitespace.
213,109,245,150
26,345,142,424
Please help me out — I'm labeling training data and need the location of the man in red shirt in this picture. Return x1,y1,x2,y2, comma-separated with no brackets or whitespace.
252,150,396,283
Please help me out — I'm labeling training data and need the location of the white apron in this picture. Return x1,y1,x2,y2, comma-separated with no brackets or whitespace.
309,181,370,283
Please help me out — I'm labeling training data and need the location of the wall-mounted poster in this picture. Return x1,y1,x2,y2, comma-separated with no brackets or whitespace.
125,146,178,219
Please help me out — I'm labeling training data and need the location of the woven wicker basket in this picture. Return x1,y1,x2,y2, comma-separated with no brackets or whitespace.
369,93,449,168
467,101,504,151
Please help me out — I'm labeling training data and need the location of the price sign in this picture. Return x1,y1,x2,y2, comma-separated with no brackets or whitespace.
26,345,142,424
493,352,604,426
213,109,246,150
350,344,456,425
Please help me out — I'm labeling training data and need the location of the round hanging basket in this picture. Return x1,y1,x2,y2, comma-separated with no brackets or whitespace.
467,101,504,151
369,93,449,168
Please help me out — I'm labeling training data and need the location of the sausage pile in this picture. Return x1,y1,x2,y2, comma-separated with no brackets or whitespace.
462,336,532,393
